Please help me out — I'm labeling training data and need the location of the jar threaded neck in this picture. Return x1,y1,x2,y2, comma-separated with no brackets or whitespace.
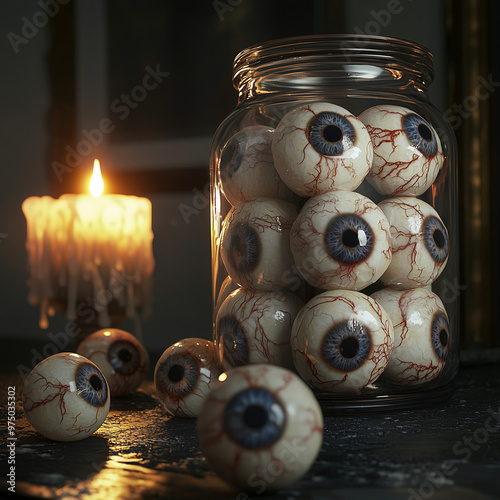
233,35,434,101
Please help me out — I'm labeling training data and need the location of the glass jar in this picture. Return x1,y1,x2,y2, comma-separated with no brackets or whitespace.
210,35,459,413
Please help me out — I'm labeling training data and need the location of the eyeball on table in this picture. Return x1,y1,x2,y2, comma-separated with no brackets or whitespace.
216,288,304,370
290,190,392,291
371,287,450,384
22,353,110,441
359,105,443,196
271,102,373,197
291,290,394,393
220,198,298,290
378,197,449,288
218,126,293,205
154,338,224,418
197,364,323,492
77,328,149,397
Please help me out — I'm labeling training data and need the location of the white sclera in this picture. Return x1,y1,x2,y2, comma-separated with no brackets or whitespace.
359,104,443,196
154,338,224,418
22,353,110,441
291,290,394,393
215,288,304,370
197,364,323,492
77,328,149,397
290,190,392,291
218,126,293,205
271,102,373,196
220,198,298,291
378,197,449,289
371,287,450,385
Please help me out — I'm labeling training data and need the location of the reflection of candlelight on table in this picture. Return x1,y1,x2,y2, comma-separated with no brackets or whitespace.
22,160,154,332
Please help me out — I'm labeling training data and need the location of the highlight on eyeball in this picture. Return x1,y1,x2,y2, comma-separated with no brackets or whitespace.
22,352,110,442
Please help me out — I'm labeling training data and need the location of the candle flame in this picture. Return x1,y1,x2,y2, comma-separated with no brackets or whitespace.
90,159,104,198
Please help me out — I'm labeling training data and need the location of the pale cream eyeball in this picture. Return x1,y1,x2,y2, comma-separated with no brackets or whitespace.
197,364,323,493
370,287,450,385
215,288,304,371
218,125,293,205
77,328,149,397
22,352,110,441
290,190,392,291
291,289,394,393
271,102,373,196
359,104,443,196
154,338,224,418
220,198,298,291
378,197,449,288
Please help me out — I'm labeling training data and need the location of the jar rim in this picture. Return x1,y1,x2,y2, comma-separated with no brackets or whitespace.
233,34,434,90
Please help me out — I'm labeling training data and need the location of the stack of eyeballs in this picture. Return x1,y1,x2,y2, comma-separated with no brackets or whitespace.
216,101,451,393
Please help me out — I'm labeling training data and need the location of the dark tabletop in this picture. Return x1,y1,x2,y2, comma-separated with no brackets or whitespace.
0,344,499,500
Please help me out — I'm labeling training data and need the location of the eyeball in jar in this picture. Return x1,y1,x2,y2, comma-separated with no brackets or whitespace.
359,104,443,196
291,289,394,393
220,198,298,291
371,287,450,385
378,197,449,288
272,102,373,196
218,125,293,205
290,190,392,291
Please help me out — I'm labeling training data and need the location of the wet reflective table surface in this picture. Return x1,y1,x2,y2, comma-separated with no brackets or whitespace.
1,343,499,500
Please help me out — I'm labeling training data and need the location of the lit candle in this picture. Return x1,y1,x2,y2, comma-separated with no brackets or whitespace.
22,160,154,330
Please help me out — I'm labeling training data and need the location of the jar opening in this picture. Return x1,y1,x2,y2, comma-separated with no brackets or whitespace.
233,34,434,100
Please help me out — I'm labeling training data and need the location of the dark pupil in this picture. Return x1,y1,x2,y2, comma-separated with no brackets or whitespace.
168,364,185,383
439,329,448,347
340,337,359,359
90,374,102,391
418,123,432,141
243,404,268,429
118,349,132,363
342,229,359,248
323,124,342,143
232,234,245,256
433,229,445,248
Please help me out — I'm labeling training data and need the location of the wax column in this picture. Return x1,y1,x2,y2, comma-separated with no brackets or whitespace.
22,162,154,334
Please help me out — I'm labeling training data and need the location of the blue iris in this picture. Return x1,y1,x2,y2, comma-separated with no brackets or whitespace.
76,362,108,407
108,340,140,375
423,216,449,263
224,388,286,449
229,223,260,273
325,214,373,264
431,312,449,361
322,320,372,372
156,353,199,397
402,113,438,157
307,111,356,156
220,133,246,178
217,316,249,367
